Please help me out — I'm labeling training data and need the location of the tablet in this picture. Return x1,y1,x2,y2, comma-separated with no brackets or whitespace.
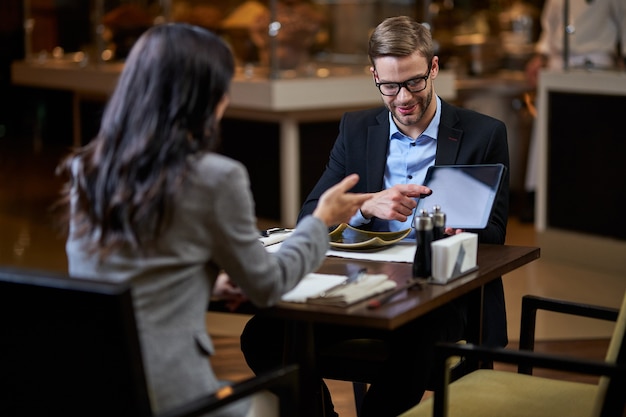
414,164,506,230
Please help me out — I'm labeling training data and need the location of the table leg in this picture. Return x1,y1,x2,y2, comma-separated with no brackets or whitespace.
284,320,324,417
461,287,485,372
279,117,300,227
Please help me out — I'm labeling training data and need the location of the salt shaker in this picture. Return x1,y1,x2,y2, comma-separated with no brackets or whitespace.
413,208,433,278
432,205,446,241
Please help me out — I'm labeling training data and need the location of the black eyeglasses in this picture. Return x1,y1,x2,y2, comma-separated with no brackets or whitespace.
375,70,431,96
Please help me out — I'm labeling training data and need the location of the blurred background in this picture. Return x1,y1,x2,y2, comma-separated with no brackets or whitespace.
1,0,542,219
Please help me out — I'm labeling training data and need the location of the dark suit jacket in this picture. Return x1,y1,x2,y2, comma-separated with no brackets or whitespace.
298,99,510,346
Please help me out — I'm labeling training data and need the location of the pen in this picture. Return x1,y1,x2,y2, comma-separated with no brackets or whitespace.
260,227,291,237
366,278,423,309
318,268,367,298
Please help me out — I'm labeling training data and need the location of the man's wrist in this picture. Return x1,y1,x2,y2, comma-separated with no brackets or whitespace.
348,209,371,226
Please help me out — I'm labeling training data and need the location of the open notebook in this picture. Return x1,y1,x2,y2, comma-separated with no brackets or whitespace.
281,272,396,307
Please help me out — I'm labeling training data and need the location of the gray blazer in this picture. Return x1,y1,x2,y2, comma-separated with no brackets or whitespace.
67,152,329,416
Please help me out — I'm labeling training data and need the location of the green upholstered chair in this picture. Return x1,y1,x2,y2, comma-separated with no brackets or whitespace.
398,292,626,417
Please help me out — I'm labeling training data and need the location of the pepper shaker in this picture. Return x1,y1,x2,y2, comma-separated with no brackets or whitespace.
413,208,433,278
432,205,446,241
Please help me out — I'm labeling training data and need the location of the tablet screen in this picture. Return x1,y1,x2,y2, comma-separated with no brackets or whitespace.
414,164,506,230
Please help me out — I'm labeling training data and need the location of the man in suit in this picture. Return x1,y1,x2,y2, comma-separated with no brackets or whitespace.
241,16,510,417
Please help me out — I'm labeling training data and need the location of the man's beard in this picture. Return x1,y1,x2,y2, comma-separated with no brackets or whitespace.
389,86,433,128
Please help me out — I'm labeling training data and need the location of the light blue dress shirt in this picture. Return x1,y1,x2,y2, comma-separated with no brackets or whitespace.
349,96,442,238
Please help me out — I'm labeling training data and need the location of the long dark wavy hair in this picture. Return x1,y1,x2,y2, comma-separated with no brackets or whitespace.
57,23,235,257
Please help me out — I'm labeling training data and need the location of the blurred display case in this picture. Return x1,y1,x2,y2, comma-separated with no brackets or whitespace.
15,0,466,115
16,0,432,228
17,0,543,226
22,0,426,79
22,0,540,81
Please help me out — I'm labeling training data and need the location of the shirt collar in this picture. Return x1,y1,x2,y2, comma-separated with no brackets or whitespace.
389,95,441,141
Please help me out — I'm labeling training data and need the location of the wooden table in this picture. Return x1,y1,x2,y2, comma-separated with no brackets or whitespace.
263,243,540,416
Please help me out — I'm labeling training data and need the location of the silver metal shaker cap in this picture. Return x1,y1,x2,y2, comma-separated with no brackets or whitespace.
413,208,433,230
432,205,446,227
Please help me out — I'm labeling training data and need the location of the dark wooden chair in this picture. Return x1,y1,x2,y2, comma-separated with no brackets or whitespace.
0,266,299,417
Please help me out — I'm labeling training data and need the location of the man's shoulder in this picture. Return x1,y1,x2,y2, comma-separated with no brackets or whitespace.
440,99,505,127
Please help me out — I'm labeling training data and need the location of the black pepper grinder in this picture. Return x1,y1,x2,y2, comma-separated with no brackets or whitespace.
432,205,447,241
413,208,433,278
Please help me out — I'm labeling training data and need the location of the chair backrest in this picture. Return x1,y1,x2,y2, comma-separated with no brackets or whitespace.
593,290,626,417
0,266,153,417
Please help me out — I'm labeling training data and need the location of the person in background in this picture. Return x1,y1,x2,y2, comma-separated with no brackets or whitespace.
522,0,625,222
241,15,510,417
57,23,370,417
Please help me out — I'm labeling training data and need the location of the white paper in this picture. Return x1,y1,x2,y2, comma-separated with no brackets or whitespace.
326,242,416,263
306,274,396,307
281,273,346,303
259,230,294,247
267,241,416,261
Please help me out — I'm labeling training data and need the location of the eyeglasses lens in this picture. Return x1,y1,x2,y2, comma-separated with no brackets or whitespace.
378,78,427,96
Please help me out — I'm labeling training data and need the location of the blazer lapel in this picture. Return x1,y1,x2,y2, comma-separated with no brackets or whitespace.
364,102,462,190
436,100,463,165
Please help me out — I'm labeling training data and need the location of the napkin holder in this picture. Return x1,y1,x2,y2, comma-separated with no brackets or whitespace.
431,232,478,284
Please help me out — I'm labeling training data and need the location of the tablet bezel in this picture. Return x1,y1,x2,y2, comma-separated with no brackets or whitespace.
414,163,506,230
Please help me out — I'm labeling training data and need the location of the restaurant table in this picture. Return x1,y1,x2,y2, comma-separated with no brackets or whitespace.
257,243,540,417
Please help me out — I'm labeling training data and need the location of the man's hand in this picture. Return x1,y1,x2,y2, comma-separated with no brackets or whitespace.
444,227,464,236
360,184,431,222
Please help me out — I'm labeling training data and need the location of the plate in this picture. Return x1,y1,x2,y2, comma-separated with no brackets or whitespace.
329,224,411,250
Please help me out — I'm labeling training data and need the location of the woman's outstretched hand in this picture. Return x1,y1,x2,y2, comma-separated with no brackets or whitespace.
313,174,372,227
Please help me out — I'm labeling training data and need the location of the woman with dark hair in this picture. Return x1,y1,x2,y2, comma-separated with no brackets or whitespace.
58,23,369,417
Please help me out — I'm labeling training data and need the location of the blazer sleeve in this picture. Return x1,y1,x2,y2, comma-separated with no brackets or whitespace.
462,115,510,245
480,119,509,245
201,158,329,307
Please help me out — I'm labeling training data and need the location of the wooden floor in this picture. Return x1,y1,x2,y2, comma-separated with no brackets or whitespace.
0,132,617,416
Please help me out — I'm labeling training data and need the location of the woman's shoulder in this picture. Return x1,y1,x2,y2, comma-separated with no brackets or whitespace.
187,152,248,188
192,152,245,175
